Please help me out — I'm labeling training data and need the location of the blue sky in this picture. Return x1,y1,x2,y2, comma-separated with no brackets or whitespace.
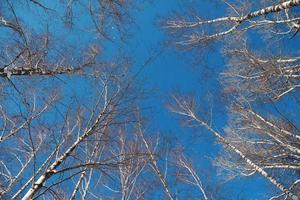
3,1,299,199
66,1,290,199
117,1,278,199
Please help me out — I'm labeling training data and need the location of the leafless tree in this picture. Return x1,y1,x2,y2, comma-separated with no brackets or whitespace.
0,1,202,199
164,1,300,199
0,1,161,200
168,94,299,199
173,151,208,200
164,0,300,46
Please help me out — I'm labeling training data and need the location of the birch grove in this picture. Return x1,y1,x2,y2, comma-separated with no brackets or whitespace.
0,1,155,199
0,0,299,199
0,1,206,199
165,0,300,199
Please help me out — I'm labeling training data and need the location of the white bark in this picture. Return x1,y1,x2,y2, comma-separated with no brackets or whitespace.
21,108,110,200
169,96,299,200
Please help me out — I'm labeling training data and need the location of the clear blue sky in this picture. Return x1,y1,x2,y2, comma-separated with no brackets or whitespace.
8,1,296,199
116,1,279,199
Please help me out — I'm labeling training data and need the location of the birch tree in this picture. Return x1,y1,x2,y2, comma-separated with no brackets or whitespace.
0,1,156,199
0,1,199,199
164,0,300,199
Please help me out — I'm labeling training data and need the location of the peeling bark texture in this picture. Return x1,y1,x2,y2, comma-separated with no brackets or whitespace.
240,0,300,21
0,67,79,77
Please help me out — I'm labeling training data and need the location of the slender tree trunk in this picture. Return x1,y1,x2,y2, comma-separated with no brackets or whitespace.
194,117,299,200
